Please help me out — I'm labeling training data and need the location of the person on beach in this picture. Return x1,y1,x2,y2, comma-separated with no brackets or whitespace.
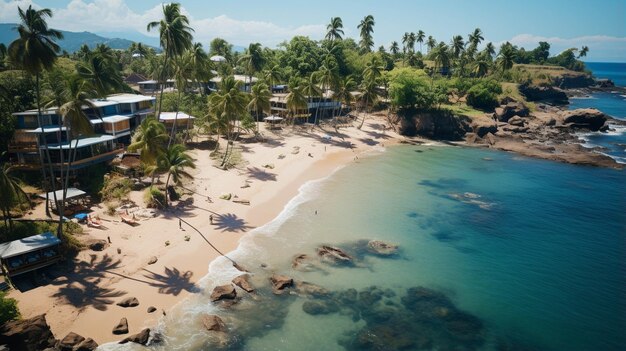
210,214,214,224
179,219,182,229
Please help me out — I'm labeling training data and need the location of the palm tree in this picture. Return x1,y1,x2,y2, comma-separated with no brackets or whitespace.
402,32,410,54
408,32,417,53
325,17,344,41
128,117,168,181
158,144,196,206
8,5,63,218
77,51,124,97
302,73,322,124
357,15,375,53
496,43,516,71
363,56,384,82
0,44,7,70
389,41,400,57
248,82,272,132
207,76,249,168
333,77,356,118
472,60,489,77
451,35,465,59
432,43,451,74
316,58,339,121
263,64,282,89
426,36,436,53
188,42,213,94
578,46,589,58
147,3,194,122
468,28,484,48
416,30,426,53
0,157,29,234
168,52,195,146
238,43,265,92
484,42,496,61
358,77,379,129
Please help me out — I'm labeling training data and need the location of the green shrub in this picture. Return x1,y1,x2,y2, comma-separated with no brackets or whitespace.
466,79,503,110
99,176,132,202
144,187,166,209
0,292,20,324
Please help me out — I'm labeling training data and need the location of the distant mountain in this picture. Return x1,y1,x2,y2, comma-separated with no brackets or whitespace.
0,23,159,53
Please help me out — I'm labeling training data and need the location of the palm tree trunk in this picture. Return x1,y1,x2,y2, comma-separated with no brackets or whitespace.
36,73,58,220
168,89,181,148
156,51,169,125
164,172,171,207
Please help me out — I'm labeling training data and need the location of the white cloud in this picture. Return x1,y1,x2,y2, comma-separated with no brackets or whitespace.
499,34,626,62
0,0,325,46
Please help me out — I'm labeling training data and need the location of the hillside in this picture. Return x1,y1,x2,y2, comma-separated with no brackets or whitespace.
0,23,158,53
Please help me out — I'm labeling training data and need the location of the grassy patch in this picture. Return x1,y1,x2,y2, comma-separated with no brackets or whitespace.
442,104,486,118
100,175,133,202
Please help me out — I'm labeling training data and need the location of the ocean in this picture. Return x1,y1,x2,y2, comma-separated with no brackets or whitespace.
103,145,626,351
570,62,626,163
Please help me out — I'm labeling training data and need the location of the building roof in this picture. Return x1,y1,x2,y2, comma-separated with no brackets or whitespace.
13,109,57,116
124,73,148,84
46,134,116,150
38,187,86,201
101,115,133,124
90,99,119,108
210,75,258,84
25,126,67,133
138,80,158,84
159,112,195,121
0,232,61,259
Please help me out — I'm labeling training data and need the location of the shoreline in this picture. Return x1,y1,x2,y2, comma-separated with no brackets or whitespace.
8,116,405,345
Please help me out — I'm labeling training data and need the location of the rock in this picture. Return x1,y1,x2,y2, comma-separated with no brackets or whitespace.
147,306,157,313
367,240,399,256
465,132,479,144
117,297,139,308
296,281,330,297
132,181,144,191
494,102,529,122
353,325,416,351
595,78,615,88
561,108,608,131
545,117,556,126
502,125,529,133
57,332,85,350
317,245,353,265
519,84,568,104
507,116,525,126
74,338,98,351
87,239,108,251
401,111,471,140
600,123,610,132
270,274,294,294
484,132,497,145
0,314,57,351
302,300,340,315
112,318,129,335
119,328,150,345
470,117,497,138
552,74,594,88
232,274,254,293
201,315,227,332
210,284,237,302
148,256,158,265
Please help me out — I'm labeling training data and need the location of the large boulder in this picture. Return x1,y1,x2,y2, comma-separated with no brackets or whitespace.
494,102,529,122
57,332,85,350
316,246,353,265
117,297,139,308
112,318,129,335
561,108,608,131
74,338,99,351
399,111,471,140
201,315,227,332
0,314,57,351
367,240,399,257
270,274,294,294
507,116,525,127
119,328,151,345
232,274,254,293
519,84,568,104
470,117,497,138
210,284,237,302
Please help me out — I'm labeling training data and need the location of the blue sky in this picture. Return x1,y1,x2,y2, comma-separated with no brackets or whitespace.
1,0,625,61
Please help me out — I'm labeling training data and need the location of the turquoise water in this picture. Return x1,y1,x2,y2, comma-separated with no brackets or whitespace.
107,145,625,351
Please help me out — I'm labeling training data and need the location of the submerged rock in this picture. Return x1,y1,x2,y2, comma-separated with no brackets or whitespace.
201,315,227,332
302,300,340,315
211,284,237,302
270,274,294,294
295,281,330,298
316,245,353,265
367,240,399,256
232,274,255,293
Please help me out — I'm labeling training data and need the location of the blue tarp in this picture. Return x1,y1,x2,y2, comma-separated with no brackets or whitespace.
74,213,88,220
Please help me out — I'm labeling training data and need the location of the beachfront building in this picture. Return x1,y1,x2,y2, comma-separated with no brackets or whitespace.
0,232,61,277
270,93,342,123
7,93,156,173
138,79,175,95
205,75,258,93
159,112,196,132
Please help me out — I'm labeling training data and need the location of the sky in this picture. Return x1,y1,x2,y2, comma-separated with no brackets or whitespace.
1,0,625,61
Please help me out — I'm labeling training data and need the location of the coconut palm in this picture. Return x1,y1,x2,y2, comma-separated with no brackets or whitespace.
408,32,416,53
128,116,168,180
285,83,308,125
158,144,196,206
168,52,195,146
416,30,426,53
578,46,589,58
426,36,436,53
248,82,272,132
263,64,283,89
8,5,63,218
325,17,344,41
358,77,379,129
76,51,124,97
302,73,322,124
188,42,213,93
402,32,411,54
0,157,29,234
363,56,384,82
316,58,339,122
389,41,400,57
484,42,496,61
468,28,484,48
147,3,194,121
432,43,451,74
333,77,356,118
451,35,465,59
238,43,265,92
472,60,490,77
357,15,375,53
496,44,516,71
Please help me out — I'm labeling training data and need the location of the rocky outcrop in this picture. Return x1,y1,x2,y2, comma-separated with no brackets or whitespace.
74,338,98,351
494,102,529,122
553,73,594,88
232,274,254,293
270,274,294,294
117,297,139,308
210,284,237,302
201,315,227,332
399,111,471,140
561,108,608,131
367,240,399,256
119,328,150,345
112,318,129,335
507,116,525,126
58,332,85,350
0,314,57,351
595,79,615,88
519,84,568,104
470,116,497,138
317,246,353,265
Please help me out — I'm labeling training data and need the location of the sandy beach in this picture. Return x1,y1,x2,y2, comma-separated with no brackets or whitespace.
8,114,405,345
